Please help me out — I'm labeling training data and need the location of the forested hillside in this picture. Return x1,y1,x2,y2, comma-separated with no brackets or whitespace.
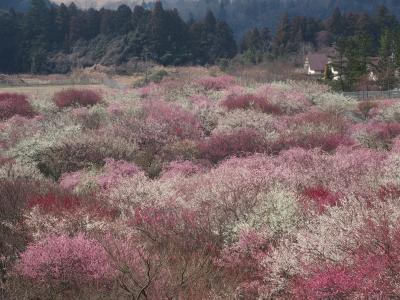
2,0,400,84
163,0,400,37
46,0,400,37
0,0,51,11
0,0,236,73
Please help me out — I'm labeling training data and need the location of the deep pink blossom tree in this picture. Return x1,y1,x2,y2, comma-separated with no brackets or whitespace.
196,75,235,90
301,186,340,213
221,94,283,114
199,129,266,162
53,89,102,108
143,100,203,139
0,93,35,119
16,234,115,286
292,220,400,299
217,230,270,298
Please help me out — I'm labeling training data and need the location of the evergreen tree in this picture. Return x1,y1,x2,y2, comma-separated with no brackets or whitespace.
330,37,349,91
22,0,52,73
0,11,19,72
215,21,237,61
240,28,269,63
84,8,100,40
115,5,132,35
344,35,370,90
393,28,400,73
376,28,396,90
148,1,168,61
327,7,344,36
272,13,292,56
260,27,271,53
55,3,70,49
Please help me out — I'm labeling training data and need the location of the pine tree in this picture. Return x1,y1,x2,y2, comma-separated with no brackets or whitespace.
272,13,291,57
393,29,400,74
327,7,344,36
0,11,19,72
241,28,264,63
115,5,132,35
344,35,370,90
55,3,70,49
84,8,100,40
377,28,396,90
330,37,349,91
23,0,52,73
215,21,237,61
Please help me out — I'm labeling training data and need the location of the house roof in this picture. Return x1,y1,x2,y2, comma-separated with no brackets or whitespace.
307,53,329,72
369,57,380,66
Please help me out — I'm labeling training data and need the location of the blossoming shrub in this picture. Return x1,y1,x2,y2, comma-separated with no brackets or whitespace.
217,230,270,298
100,202,221,299
160,160,205,179
292,220,400,299
34,134,137,180
215,109,278,141
5,73,400,298
221,94,283,114
26,191,117,228
196,75,235,90
16,234,115,288
0,93,35,120
105,232,219,299
255,84,311,114
143,100,203,139
199,128,266,162
0,178,48,285
351,121,400,149
28,193,82,215
133,204,219,255
311,92,357,114
70,105,108,130
95,158,142,190
358,100,378,120
370,101,400,122
272,132,354,153
53,89,102,108
300,186,340,213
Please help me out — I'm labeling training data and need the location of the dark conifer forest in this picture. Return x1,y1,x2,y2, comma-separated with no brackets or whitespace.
0,0,237,73
1,0,400,76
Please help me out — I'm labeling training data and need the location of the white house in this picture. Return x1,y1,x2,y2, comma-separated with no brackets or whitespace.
304,52,339,80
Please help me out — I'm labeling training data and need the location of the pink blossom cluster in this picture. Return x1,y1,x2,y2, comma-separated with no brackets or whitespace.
4,73,400,299
256,84,311,114
96,158,141,190
143,100,204,139
160,160,204,179
53,89,102,108
221,93,283,114
196,75,235,90
16,234,115,285
0,93,35,119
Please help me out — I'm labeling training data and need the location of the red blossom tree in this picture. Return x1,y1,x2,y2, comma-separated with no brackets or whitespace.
221,94,283,114
0,93,35,119
53,89,102,108
16,234,115,288
199,129,266,163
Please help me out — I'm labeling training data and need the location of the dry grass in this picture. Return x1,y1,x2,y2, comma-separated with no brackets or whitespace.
229,60,310,85
0,85,105,99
